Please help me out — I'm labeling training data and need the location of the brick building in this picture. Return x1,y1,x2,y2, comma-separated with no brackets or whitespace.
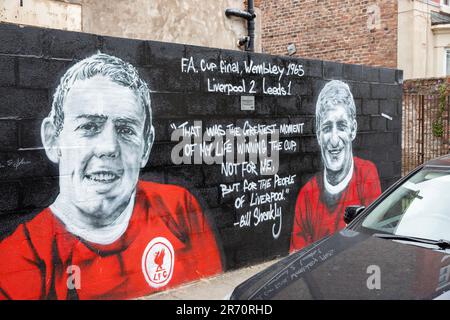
259,0,450,80
259,0,397,68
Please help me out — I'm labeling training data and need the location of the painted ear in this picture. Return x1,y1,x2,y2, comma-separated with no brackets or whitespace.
141,125,155,168
315,122,321,145
41,117,60,164
351,119,357,141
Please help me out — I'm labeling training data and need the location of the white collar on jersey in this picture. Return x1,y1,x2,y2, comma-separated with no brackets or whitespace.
324,157,354,195
50,191,136,245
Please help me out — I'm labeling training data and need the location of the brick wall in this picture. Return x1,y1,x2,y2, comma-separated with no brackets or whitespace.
260,0,397,68
0,23,402,299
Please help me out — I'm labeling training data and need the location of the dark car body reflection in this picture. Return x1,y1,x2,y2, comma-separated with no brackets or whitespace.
231,230,450,299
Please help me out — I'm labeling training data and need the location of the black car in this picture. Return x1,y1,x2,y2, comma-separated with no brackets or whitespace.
230,154,450,300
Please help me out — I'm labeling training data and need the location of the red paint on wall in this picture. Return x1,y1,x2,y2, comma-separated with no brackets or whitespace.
0,181,223,299
290,157,381,252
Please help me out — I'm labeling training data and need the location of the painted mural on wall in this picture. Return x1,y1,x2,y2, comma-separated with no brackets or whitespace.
290,80,381,252
0,24,402,300
0,53,222,299
172,55,306,246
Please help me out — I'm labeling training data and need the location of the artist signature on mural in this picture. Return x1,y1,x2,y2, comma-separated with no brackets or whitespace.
0,157,31,170
251,247,335,299
289,248,335,280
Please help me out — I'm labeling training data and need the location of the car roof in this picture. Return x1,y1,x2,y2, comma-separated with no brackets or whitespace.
423,154,450,168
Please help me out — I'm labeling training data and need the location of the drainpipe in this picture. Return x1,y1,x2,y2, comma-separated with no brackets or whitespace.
225,1,256,52
247,0,255,52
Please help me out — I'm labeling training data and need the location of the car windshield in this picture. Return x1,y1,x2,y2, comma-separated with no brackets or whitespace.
359,167,450,241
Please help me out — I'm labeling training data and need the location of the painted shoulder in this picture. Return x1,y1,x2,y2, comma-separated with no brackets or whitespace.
136,180,199,211
1,208,55,243
354,156,378,172
297,174,320,199
0,208,55,271
137,180,194,199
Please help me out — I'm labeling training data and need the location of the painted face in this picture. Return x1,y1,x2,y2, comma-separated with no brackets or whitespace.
317,104,356,179
56,75,149,225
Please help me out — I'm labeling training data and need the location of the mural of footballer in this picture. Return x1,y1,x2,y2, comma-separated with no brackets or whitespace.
290,80,381,252
0,53,223,299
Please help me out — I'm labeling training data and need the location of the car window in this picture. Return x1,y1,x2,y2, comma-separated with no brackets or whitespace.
360,168,450,241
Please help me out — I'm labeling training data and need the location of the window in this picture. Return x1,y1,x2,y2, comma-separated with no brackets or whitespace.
446,49,450,76
360,168,450,241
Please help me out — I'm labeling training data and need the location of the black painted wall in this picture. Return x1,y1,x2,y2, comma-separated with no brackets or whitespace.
0,24,402,272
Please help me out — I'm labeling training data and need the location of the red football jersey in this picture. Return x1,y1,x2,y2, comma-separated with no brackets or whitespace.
0,181,223,299
290,157,381,252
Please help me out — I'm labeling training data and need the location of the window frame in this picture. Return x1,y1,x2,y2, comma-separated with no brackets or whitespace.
445,48,450,76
